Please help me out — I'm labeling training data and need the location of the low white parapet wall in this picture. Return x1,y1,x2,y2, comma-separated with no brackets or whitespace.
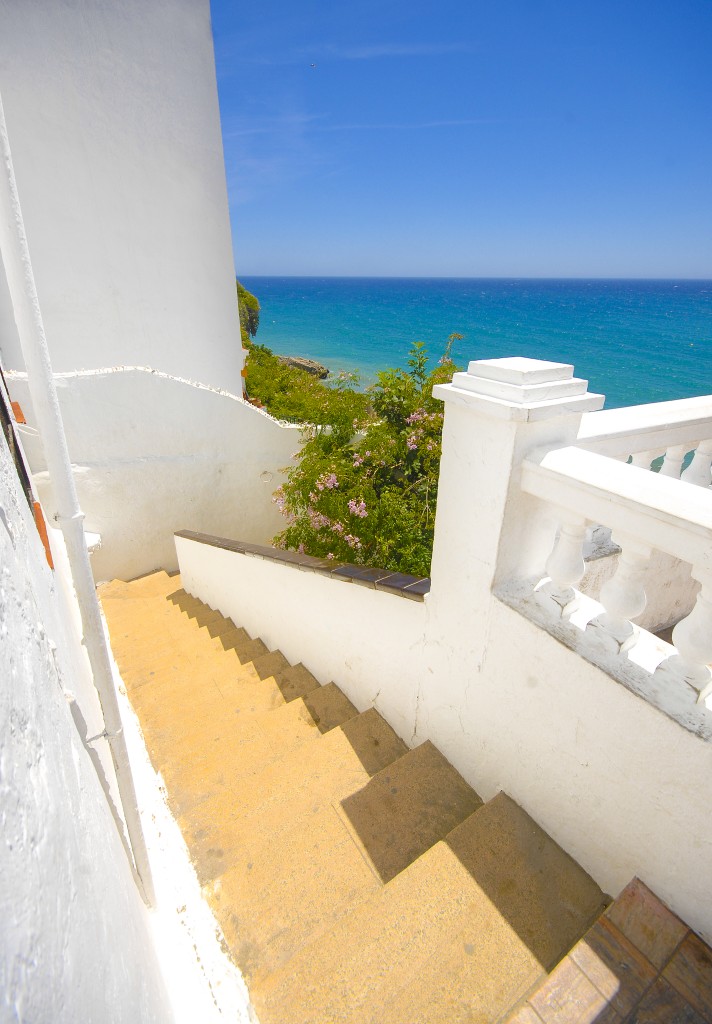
8,367,300,582
177,533,428,743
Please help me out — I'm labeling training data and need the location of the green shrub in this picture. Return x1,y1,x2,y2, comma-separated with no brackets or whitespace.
273,337,462,577
236,280,260,344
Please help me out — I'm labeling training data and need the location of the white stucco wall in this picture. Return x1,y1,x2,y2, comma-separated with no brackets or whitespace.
8,368,300,582
1,428,171,1022
0,0,243,394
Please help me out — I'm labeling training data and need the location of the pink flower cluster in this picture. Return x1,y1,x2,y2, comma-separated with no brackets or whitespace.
316,472,339,491
344,534,362,550
352,453,364,468
406,435,419,451
307,507,331,530
348,498,368,518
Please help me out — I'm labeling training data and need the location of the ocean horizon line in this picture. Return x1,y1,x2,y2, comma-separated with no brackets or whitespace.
241,274,712,283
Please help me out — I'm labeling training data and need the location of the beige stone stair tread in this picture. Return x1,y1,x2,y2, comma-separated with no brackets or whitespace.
207,801,382,980
181,708,408,858
167,697,339,848
339,739,483,883
169,684,362,875
115,629,273,693
443,793,607,969
129,664,288,757
175,608,227,632
98,569,178,600
114,643,249,693
207,738,480,980
253,835,523,1024
302,682,358,734
198,615,240,638
254,793,605,1024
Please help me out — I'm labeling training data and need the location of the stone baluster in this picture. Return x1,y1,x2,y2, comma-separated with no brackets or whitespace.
589,535,651,651
630,450,660,471
659,444,689,479
655,572,712,702
680,438,712,488
540,516,587,615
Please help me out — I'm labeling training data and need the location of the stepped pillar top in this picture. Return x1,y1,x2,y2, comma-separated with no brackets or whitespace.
434,355,605,421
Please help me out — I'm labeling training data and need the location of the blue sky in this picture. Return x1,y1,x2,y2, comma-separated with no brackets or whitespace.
211,0,712,278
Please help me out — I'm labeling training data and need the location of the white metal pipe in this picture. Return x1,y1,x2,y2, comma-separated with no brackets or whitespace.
0,92,155,906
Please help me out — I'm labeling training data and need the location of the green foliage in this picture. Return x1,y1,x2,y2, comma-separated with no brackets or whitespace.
244,341,369,426
236,280,260,344
274,336,462,577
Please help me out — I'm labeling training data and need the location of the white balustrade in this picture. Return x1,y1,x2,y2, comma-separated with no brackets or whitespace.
541,516,587,614
654,572,712,701
681,439,712,488
577,397,712,476
589,536,651,650
520,440,712,704
630,450,662,470
659,444,689,479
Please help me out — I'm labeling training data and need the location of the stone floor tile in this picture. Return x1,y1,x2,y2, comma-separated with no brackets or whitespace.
663,933,712,1022
626,977,706,1024
571,917,657,1016
605,879,688,970
529,955,621,1024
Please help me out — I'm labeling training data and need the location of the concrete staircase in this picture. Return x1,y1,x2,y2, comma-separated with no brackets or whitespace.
100,571,710,1024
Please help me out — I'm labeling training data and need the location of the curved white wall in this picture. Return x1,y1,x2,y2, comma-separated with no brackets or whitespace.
0,0,243,394
8,368,300,582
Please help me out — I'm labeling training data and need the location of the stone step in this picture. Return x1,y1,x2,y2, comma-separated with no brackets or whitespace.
204,741,483,982
301,682,359,734
339,739,484,884
254,793,606,1024
113,631,270,693
173,685,361,870
98,569,180,600
183,707,408,858
130,570,182,598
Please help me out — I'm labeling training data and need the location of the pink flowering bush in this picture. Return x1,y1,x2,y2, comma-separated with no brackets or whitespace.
274,337,462,577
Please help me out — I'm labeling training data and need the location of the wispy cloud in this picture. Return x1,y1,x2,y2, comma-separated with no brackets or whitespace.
224,113,325,139
312,118,496,132
225,114,495,139
221,41,477,69
317,41,476,61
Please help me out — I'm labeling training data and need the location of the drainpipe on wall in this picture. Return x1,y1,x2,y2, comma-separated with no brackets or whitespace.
0,93,155,906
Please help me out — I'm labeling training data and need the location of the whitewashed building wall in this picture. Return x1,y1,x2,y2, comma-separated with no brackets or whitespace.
0,434,171,1023
0,0,243,395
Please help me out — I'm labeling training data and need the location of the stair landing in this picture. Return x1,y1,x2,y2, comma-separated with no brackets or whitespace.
508,877,712,1024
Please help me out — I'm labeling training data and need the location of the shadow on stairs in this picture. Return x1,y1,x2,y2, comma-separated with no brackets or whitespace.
99,570,712,1024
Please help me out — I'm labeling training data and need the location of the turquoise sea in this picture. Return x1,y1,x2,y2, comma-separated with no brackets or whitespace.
241,278,712,410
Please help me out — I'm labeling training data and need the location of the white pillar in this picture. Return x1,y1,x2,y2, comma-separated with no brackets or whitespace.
428,357,604,631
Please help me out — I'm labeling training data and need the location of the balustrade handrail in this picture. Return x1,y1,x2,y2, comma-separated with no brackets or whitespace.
576,395,712,457
521,446,712,566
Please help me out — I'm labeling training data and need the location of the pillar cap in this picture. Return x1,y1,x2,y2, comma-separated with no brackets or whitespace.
434,356,605,421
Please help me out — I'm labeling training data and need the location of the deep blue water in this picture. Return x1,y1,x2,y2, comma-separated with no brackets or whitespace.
241,277,712,409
